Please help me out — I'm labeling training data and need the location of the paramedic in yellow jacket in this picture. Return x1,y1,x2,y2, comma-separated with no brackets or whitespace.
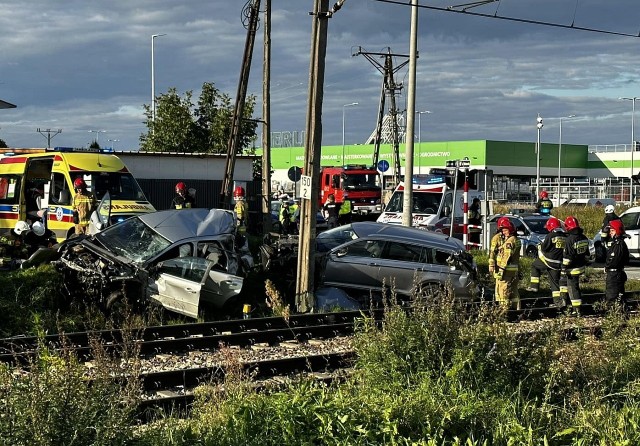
233,186,248,234
492,216,521,310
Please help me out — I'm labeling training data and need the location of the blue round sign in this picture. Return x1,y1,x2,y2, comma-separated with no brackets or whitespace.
377,160,389,172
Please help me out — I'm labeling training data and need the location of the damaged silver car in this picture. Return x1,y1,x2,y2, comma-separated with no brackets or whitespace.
56,208,253,319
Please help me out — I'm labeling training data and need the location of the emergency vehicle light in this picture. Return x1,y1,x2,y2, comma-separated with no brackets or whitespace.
50,147,112,153
412,174,446,185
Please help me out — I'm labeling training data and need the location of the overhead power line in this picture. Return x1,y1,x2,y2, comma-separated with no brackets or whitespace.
372,0,640,38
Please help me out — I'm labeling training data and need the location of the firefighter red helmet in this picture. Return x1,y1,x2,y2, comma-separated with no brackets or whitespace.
73,177,87,190
497,216,515,233
564,216,580,231
540,190,548,199
175,182,187,193
233,186,245,199
609,219,625,236
545,217,561,232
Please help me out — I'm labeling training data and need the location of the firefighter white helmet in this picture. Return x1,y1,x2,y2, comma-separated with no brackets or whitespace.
14,220,29,235
605,205,615,214
32,221,46,237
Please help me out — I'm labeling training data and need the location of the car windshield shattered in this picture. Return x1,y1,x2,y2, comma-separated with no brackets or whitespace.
95,216,171,263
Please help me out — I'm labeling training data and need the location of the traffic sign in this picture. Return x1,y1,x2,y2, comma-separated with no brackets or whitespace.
458,158,470,168
429,168,449,176
287,166,302,182
300,175,312,200
377,160,389,172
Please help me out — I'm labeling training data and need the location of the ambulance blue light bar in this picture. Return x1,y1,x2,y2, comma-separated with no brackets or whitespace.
412,174,446,185
50,147,113,153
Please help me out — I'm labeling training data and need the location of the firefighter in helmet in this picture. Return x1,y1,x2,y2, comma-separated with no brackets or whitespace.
526,217,568,308
492,216,521,310
561,216,590,314
535,190,553,215
604,219,629,305
171,181,196,210
233,186,248,234
72,177,96,235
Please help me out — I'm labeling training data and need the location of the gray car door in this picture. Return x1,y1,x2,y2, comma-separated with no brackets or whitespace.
323,239,386,292
376,240,426,296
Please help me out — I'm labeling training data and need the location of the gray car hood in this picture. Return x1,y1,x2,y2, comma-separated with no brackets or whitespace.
136,208,236,243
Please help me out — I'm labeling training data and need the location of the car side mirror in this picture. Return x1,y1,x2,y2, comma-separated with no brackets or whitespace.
335,248,348,257
443,206,451,217
517,230,525,236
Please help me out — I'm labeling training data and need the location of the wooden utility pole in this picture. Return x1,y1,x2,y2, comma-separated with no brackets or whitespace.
220,0,261,209
261,0,272,233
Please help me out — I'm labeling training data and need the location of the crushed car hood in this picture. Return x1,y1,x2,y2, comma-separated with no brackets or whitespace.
137,208,236,243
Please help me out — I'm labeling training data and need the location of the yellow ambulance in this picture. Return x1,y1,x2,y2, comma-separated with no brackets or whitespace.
0,148,155,241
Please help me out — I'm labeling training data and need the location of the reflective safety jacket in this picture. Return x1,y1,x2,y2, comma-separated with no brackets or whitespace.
495,234,521,276
536,198,553,215
339,200,351,216
288,203,299,222
488,232,502,268
538,228,566,270
562,227,590,275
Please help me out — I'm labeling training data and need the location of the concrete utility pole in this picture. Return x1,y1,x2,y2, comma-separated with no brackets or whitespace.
36,128,62,149
402,0,418,227
221,0,261,210
296,0,343,312
261,0,272,233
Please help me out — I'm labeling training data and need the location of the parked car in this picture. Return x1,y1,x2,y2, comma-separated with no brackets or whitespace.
489,214,595,261
56,208,253,319
317,222,483,303
593,206,640,262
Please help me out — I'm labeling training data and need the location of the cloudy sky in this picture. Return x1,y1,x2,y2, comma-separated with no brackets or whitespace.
1,0,640,151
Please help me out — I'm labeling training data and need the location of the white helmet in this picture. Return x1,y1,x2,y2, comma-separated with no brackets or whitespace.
605,204,615,214
14,220,29,235
32,221,46,237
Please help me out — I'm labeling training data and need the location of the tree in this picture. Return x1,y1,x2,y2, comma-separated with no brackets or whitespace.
0,139,7,149
140,82,257,154
89,141,101,150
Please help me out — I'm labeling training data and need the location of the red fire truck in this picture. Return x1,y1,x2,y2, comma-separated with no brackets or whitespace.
319,165,382,215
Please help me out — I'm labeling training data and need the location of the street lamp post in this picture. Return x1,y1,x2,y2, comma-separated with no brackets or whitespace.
416,110,431,174
557,115,576,206
88,130,106,145
151,33,167,122
107,139,120,151
535,114,544,200
620,97,638,204
342,102,358,165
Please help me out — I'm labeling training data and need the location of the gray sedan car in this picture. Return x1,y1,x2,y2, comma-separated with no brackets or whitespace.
318,222,482,302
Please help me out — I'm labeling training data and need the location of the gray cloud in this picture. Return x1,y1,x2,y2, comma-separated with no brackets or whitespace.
1,0,639,150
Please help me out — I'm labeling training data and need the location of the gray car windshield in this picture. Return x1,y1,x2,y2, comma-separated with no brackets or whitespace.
96,217,171,263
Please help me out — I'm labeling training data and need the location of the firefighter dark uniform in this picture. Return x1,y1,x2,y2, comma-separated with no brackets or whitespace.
562,216,590,313
526,217,568,308
535,191,553,215
493,217,521,310
279,201,292,234
604,219,629,304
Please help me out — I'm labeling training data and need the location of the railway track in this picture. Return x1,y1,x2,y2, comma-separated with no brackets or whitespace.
1,292,637,418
